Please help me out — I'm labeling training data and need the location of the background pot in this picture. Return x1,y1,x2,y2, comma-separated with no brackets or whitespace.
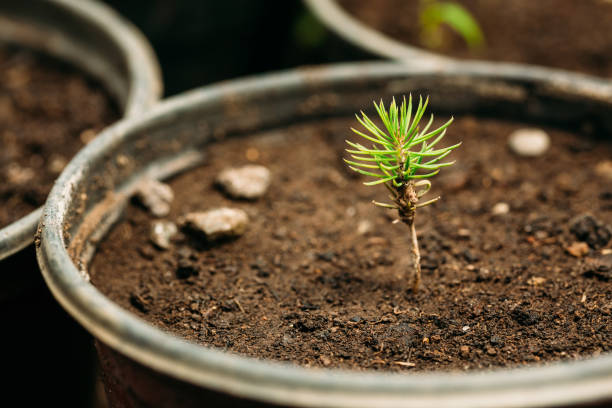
303,0,612,77
38,61,612,407
0,0,162,405
0,0,162,262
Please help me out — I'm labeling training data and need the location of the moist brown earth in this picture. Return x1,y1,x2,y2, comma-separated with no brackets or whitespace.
0,45,119,228
90,116,612,372
338,0,612,78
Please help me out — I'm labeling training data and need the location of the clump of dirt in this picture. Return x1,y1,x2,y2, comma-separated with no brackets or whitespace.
90,116,611,372
338,0,612,78
0,45,119,227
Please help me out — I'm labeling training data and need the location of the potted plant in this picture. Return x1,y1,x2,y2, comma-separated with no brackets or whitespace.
344,95,460,292
304,0,612,79
0,0,161,404
38,61,612,407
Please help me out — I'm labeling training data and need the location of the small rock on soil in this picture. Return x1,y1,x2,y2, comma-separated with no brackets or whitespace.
569,214,612,249
134,179,174,217
216,165,271,200
180,208,249,241
581,254,612,281
149,220,178,249
508,128,550,157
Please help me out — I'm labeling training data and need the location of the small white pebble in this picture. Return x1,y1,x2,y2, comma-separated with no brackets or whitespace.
527,276,546,286
508,128,550,157
492,202,510,215
180,208,249,241
216,165,270,200
357,220,372,235
134,179,174,217
150,220,178,249
458,228,471,238
462,326,470,332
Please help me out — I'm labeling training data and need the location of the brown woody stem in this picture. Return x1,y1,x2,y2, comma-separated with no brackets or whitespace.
409,220,421,293
393,181,422,292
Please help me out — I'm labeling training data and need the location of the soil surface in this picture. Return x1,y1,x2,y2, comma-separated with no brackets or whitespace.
0,45,119,228
90,116,612,372
338,0,612,78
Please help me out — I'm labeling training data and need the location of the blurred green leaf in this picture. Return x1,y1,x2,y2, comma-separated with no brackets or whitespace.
294,11,327,48
420,1,485,50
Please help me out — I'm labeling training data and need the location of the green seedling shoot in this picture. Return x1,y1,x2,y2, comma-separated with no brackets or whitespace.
345,95,460,292
419,0,485,51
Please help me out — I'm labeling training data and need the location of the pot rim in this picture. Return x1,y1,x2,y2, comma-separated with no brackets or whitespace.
0,0,162,261
37,61,612,408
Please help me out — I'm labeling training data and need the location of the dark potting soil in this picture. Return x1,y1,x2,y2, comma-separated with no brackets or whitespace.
90,116,612,372
0,45,119,228
337,0,612,78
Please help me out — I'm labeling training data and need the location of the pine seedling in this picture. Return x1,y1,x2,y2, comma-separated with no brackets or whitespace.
344,95,460,292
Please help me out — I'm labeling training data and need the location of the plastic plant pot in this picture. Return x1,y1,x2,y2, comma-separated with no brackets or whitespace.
0,0,162,263
0,0,161,405
38,61,612,408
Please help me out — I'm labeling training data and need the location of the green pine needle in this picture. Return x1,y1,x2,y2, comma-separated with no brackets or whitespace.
345,95,460,187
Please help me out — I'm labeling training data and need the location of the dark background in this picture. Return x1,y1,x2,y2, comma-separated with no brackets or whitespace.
103,0,371,96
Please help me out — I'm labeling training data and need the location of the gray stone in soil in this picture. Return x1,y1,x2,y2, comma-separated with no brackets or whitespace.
150,220,178,249
216,165,271,200
581,254,612,281
180,208,249,241
508,128,550,157
569,214,612,249
134,179,174,217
